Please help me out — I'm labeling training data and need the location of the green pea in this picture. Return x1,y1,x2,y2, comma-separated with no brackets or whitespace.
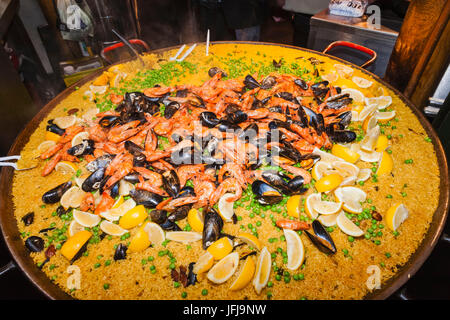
103,283,110,290
201,289,208,296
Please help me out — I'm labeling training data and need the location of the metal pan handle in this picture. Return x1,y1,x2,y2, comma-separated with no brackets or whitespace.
0,260,16,276
323,41,377,69
101,39,150,64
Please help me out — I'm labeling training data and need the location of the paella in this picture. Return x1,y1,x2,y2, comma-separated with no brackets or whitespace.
11,43,440,300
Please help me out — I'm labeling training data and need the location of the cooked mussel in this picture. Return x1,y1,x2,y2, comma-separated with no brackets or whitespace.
150,209,168,224
286,176,308,195
22,212,34,226
217,119,241,132
82,167,105,192
261,76,276,90
208,67,227,78
168,205,190,222
329,130,357,143
252,180,283,205
326,93,352,110
86,154,114,172
294,78,309,90
46,122,65,135
311,81,329,99
274,92,294,102
160,219,182,231
99,115,121,128
130,189,164,208
202,208,224,249
162,170,180,198
187,262,198,286
243,75,260,89
225,104,248,124
114,243,127,260
302,106,325,135
304,220,336,254
67,139,94,156
199,111,220,128
177,186,196,198
25,236,44,252
238,123,259,141
164,101,180,119
261,171,290,194
335,111,352,129
42,181,72,204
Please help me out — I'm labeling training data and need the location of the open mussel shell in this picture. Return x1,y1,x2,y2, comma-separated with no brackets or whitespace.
160,219,182,231
46,122,65,135
261,76,276,90
82,167,105,192
225,104,248,124
329,130,357,143
25,236,44,252
326,93,352,110
208,67,227,78
177,186,196,198
261,171,290,194
335,111,352,129
311,81,330,99
286,176,308,195
114,243,127,261
99,115,121,128
22,212,34,226
202,208,224,249
199,111,220,128
164,101,180,119
294,78,309,90
150,209,168,224
42,181,72,204
238,123,258,142
243,75,260,89
251,180,283,205
304,220,336,255
86,154,114,172
217,119,241,132
168,204,191,222
130,189,164,208
67,139,94,156
162,170,180,198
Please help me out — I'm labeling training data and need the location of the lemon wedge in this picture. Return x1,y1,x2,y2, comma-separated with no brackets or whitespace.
284,229,305,271
230,256,256,291
313,200,343,215
128,225,151,252
193,251,215,274
55,161,78,175
334,187,367,214
100,220,127,236
60,186,84,209
111,196,124,209
61,230,91,261
341,88,364,103
165,231,202,244
318,212,339,227
237,232,262,251
376,151,393,175
385,203,409,231
119,205,147,229
71,131,89,147
45,131,61,142
331,145,360,164
356,168,372,182
69,220,85,237
352,76,373,88
89,84,108,95
143,222,165,246
207,237,234,259
73,209,101,227
312,148,345,164
375,135,389,152
336,211,364,237
118,180,134,196
358,104,378,122
82,108,99,122
365,96,392,110
334,64,354,78
103,198,136,221
218,193,235,222
321,71,338,82
286,195,301,218
357,148,382,163
53,115,77,129
252,247,271,294
187,208,204,232
375,110,396,122
315,173,343,192
362,115,378,132
332,160,359,177
37,140,56,155
312,161,332,181
305,193,321,219
93,73,109,86
207,252,239,284
360,125,380,152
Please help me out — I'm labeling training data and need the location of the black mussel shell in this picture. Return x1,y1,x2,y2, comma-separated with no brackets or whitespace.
22,212,34,226
329,130,357,143
86,154,114,172
130,189,164,208
269,106,283,113
279,141,303,163
261,76,276,90
311,81,330,99
160,219,182,231
177,186,196,198
71,240,90,263
164,101,180,119
187,262,198,286
98,175,111,194
202,208,224,249
251,180,283,205
124,141,146,164
217,119,241,132
274,92,294,102
99,115,120,128
176,89,188,98
326,93,352,110
124,173,141,184
243,75,260,89
162,170,180,198
199,111,220,128
286,176,308,195
336,111,352,129
25,236,44,252
302,106,325,135
294,78,309,90
42,181,72,204
305,220,336,255
168,205,190,222
208,67,227,78
238,123,259,142
46,123,65,135
273,59,283,68
114,243,127,260
110,182,119,198
170,146,201,165
82,167,105,192
150,209,168,224
67,139,94,156
225,104,248,124
262,171,290,194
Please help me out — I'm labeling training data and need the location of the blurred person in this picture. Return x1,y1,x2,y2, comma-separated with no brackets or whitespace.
194,0,265,41
276,0,330,47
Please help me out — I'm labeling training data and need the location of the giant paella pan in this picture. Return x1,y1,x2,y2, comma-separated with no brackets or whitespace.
0,42,448,300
